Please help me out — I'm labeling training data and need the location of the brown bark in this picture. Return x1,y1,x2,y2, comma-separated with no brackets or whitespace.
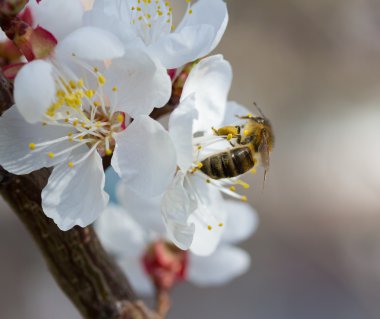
0,72,160,319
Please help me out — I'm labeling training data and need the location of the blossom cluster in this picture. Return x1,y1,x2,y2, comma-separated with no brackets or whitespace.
0,0,263,291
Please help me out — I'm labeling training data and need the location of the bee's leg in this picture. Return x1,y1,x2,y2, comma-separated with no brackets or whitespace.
236,126,242,144
236,115,252,120
213,126,240,138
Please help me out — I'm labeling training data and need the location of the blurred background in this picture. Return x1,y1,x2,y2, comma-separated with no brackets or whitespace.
1,0,380,318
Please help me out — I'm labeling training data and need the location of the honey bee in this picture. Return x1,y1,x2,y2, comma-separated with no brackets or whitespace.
200,107,274,181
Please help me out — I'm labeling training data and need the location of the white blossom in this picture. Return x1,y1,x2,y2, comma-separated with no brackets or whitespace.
96,176,258,295
84,0,228,69
118,55,255,255
0,26,172,230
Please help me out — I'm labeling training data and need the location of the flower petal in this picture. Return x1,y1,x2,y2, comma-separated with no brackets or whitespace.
95,203,147,257
104,49,171,117
148,24,215,69
56,26,124,61
118,257,154,296
112,116,177,196
222,101,252,126
161,172,196,250
14,60,55,123
0,106,72,174
41,151,109,230
168,93,198,172
222,200,259,244
177,0,228,54
188,245,250,286
83,7,141,46
187,179,226,256
29,0,84,40
116,181,165,235
181,55,232,133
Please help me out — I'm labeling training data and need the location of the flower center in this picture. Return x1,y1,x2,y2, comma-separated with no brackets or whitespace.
28,63,126,168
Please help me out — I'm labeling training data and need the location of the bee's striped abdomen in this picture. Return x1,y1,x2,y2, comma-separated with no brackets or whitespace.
200,146,255,180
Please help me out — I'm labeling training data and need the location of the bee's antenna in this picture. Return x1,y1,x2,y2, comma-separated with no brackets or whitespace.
253,102,265,118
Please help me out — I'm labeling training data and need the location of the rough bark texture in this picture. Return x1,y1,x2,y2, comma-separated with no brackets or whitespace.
0,72,160,319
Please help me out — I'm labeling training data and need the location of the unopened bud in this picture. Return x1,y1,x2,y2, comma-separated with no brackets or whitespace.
143,240,188,291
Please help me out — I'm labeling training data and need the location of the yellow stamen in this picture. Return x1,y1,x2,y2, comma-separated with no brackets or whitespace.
29,143,36,150
117,114,124,123
207,225,212,231
105,149,113,156
68,162,74,168
98,74,106,86
48,152,55,159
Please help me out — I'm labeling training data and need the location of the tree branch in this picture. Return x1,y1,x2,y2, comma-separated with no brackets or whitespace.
0,71,160,319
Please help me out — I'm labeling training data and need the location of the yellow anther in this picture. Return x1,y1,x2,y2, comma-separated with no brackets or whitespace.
237,180,250,189
77,79,84,87
64,118,69,123
250,168,257,174
73,120,78,126
244,130,249,136
106,149,113,156
197,162,203,169
136,6,141,11
218,223,224,227
197,145,202,150
188,9,193,14
94,101,101,107
69,80,77,89
93,67,99,72
85,90,94,99
79,136,84,140
68,132,73,137
98,74,106,86
229,186,236,192
227,133,233,141
207,225,212,231
241,196,248,202
68,162,74,168
206,179,211,184
112,86,118,92
56,90,65,97
48,152,55,159
29,143,36,150
117,114,124,123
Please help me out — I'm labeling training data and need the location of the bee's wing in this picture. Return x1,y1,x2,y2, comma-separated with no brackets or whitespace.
258,132,270,181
